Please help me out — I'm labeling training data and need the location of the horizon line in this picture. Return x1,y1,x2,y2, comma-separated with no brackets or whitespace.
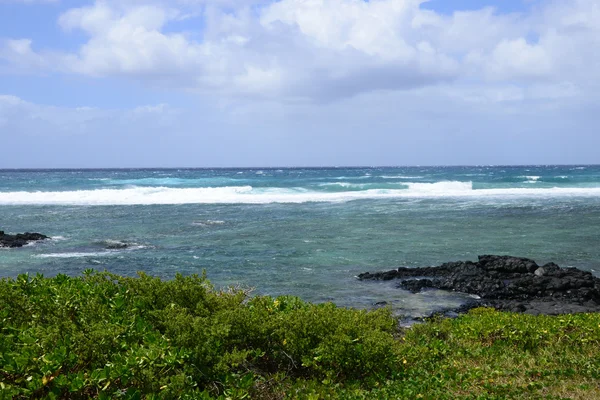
0,164,599,171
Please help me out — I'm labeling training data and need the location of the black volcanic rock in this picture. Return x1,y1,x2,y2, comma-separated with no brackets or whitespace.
103,240,130,249
0,231,49,248
358,255,600,315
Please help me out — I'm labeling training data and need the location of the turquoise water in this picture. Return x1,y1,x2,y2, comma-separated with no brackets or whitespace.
1,166,600,316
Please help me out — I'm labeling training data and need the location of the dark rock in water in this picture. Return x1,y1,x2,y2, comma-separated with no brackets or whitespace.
359,255,600,315
398,279,436,293
0,231,49,248
99,239,139,250
104,241,129,250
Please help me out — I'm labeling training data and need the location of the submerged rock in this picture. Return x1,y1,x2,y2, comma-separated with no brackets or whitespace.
0,231,49,248
102,240,130,250
359,255,600,315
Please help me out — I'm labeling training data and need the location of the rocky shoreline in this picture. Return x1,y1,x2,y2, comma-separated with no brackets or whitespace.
359,255,600,316
0,231,49,248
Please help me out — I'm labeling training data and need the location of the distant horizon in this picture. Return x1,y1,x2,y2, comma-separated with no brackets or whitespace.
1,164,600,171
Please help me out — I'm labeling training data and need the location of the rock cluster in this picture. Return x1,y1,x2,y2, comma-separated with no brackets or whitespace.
359,255,600,315
0,231,49,248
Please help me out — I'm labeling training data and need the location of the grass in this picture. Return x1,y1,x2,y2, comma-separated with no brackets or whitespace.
0,271,599,399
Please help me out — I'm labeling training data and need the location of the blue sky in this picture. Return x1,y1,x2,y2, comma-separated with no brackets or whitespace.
0,0,599,167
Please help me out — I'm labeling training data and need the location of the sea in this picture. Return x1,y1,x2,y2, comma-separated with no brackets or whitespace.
1,166,600,317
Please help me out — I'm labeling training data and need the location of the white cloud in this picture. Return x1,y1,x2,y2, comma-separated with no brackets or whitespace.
484,38,552,80
2,87,598,168
261,0,417,59
0,94,177,135
0,39,49,71
1,0,600,102
56,3,206,79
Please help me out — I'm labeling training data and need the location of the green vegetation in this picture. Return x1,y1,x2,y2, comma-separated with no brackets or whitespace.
1,271,599,399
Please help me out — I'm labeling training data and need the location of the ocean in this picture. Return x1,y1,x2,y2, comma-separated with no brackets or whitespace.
1,166,599,317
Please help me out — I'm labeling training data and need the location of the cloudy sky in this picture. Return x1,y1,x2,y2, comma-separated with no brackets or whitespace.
0,0,598,167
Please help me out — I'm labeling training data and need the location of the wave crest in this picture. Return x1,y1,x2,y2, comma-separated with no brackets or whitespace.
1,182,600,205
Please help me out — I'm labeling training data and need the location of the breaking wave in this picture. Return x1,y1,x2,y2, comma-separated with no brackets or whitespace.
35,251,120,258
1,181,600,205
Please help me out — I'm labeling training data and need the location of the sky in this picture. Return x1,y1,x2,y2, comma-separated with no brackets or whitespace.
0,0,599,168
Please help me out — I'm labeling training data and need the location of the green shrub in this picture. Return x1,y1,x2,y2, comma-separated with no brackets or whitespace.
1,272,600,399
0,271,402,399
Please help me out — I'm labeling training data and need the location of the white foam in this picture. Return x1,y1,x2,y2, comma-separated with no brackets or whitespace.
521,176,541,181
192,220,226,226
0,186,253,205
102,239,128,246
319,182,409,190
35,251,119,258
405,181,473,194
332,175,371,180
100,239,147,250
35,243,147,258
1,182,600,205
127,245,148,251
51,236,68,241
318,182,367,189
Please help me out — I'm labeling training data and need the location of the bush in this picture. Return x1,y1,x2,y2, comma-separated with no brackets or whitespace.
0,271,402,399
2,272,600,399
